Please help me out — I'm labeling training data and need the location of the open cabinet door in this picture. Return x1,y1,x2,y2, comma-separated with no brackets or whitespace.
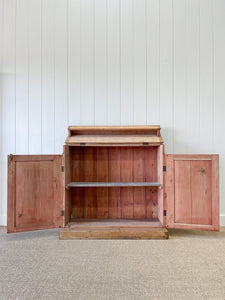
7,155,63,233
165,155,219,231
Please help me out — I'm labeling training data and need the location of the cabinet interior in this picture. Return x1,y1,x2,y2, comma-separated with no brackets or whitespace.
64,146,164,227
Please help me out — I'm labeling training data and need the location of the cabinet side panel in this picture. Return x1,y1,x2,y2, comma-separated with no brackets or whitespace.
212,156,219,230
165,155,175,227
53,156,63,227
7,156,16,233
64,146,72,225
191,160,212,225
174,160,192,224
157,145,164,224
108,148,121,218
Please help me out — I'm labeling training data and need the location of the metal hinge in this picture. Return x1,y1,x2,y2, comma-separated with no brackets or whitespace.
61,210,65,217
8,154,13,167
163,166,166,172
163,210,167,217
61,166,65,172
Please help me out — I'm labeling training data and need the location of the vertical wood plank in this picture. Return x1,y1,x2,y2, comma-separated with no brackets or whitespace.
191,160,212,225
145,147,158,182
54,0,68,153
83,148,96,218
174,160,192,224
120,148,133,218
0,0,2,77
107,0,120,125
157,145,164,224
0,0,3,224
186,0,200,153
146,0,160,124
133,148,145,218
2,0,16,225
80,0,94,125
213,0,225,224
63,146,72,225
165,155,175,227
7,156,16,233
133,0,146,125
68,0,81,125
42,0,55,154
62,146,66,226
95,0,107,125
212,156,219,230
146,188,158,219
173,0,187,154
71,148,84,219
52,155,63,227
28,0,42,154
159,0,173,153
199,0,214,153
145,147,158,218
108,148,121,218
96,148,108,218
121,0,134,125
1,0,16,154
15,0,29,154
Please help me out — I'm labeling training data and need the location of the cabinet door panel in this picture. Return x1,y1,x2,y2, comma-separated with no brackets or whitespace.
174,160,192,224
165,155,219,231
7,155,63,233
191,160,212,225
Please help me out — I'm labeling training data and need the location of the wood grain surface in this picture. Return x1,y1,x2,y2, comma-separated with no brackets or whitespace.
7,155,63,233
165,155,219,231
70,147,160,220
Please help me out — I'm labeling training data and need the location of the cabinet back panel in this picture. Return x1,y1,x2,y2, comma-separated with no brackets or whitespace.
71,187,158,219
70,147,158,219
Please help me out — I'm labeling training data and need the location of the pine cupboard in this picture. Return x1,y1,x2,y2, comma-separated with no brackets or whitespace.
7,126,219,239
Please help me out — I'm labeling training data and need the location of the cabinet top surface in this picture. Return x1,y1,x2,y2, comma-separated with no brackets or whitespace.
68,125,161,130
65,125,163,146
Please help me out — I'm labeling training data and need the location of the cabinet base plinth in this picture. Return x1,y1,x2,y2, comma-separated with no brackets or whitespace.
60,224,169,240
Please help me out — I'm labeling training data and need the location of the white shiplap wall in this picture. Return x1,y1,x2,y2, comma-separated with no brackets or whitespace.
0,0,225,226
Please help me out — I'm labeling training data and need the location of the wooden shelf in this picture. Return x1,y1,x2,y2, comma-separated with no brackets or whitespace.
66,182,162,188
65,125,163,146
68,218,163,228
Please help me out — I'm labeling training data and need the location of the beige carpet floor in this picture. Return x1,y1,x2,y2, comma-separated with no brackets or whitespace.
0,226,225,300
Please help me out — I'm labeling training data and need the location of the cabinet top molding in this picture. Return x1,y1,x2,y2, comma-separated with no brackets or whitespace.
65,125,163,146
